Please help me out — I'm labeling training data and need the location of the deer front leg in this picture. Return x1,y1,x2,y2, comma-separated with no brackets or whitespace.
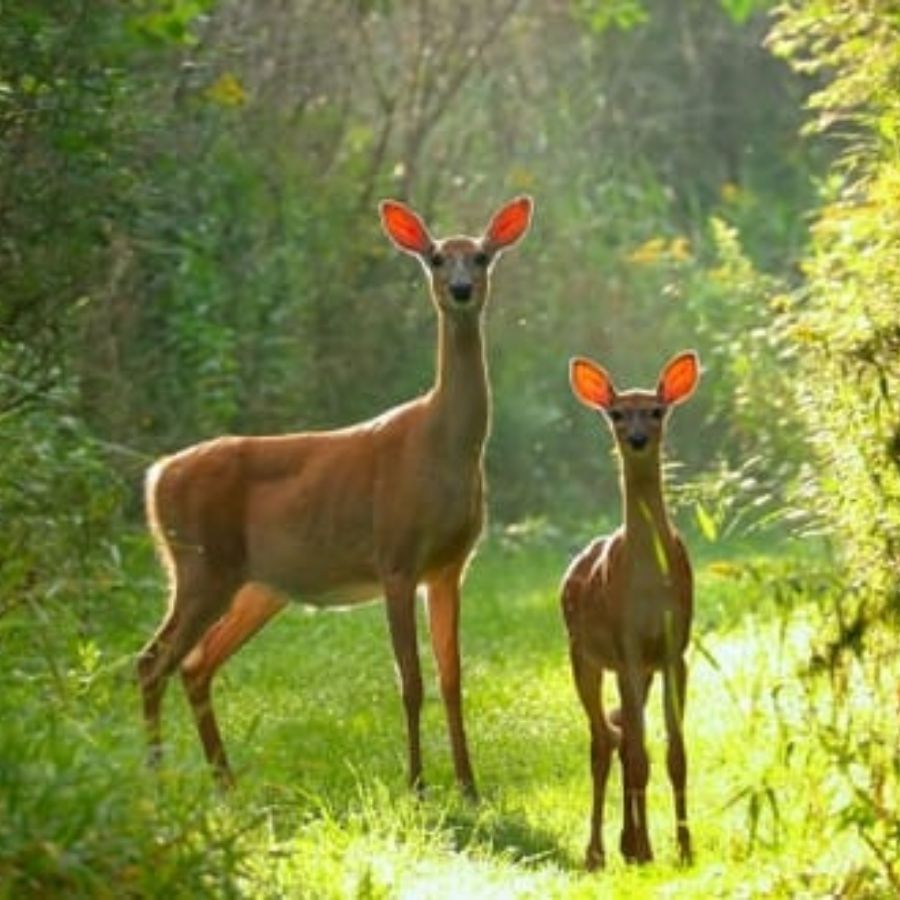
427,570,477,799
664,656,692,864
617,666,653,864
384,573,424,793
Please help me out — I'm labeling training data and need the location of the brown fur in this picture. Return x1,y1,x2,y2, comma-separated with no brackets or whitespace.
137,197,532,794
562,355,699,869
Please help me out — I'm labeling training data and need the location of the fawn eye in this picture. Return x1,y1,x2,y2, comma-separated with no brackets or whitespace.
473,250,489,267
609,409,624,423
651,407,664,419
430,252,445,268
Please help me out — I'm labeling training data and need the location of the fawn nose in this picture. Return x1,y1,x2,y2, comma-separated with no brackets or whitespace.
449,281,473,303
628,434,648,451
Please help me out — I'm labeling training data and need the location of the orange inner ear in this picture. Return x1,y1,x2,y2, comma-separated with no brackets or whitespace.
381,202,431,253
487,197,532,247
571,359,615,409
659,354,698,404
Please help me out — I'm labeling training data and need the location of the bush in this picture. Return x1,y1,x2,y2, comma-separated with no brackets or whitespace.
769,1,900,628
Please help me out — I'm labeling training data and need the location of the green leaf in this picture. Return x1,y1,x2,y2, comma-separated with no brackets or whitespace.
695,502,719,542
719,0,766,25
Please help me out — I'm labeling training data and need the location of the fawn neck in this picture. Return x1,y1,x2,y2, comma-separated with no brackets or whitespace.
619,445,673,550
431,311,489,458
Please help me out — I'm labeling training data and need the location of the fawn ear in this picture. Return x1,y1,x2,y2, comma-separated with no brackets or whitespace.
657,351,700,405
483,196,533,251
379,200,434,255
570,357,616,411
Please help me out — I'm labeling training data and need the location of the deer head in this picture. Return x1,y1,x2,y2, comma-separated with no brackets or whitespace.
379,196,533,316
569,351,700,461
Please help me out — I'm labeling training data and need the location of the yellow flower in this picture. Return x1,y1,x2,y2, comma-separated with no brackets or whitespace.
720,182,741,203
508,164,536,191
206,73,247,107
788,323,820,344
668,236,692,261
769,293,792,314
707,561,743,579
627,236,667,265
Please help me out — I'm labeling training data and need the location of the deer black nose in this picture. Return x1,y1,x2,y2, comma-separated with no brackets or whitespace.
628,434,648,451
449,282,472,302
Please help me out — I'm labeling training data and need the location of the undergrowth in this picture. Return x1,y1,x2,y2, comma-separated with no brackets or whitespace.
0,530,895,897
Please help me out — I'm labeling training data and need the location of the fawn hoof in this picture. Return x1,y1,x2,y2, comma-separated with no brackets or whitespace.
620,830,653,865
585,845,605,872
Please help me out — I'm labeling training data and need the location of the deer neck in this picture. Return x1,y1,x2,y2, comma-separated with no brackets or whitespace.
620,448,674,552
430,311,489,459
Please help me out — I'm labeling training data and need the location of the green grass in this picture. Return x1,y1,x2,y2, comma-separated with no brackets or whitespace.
0,531,895,897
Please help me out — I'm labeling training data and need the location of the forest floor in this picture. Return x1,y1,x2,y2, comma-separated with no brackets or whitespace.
0,532,890,898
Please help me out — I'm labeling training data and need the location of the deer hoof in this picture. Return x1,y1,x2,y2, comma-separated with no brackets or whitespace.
677,828,693,866
459,779,479,804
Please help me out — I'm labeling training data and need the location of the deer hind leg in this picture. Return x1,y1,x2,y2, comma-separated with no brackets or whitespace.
616,667,654,864
136,555,236,773
571,653,615,871
136,609,181,768
427,568,476,799
663,656,692,864
384,572,424,793
180,582,287,788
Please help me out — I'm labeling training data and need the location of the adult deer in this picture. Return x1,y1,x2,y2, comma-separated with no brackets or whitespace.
561,351,700,869
137,196,533,797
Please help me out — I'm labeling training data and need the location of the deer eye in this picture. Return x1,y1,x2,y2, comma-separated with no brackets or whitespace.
609,409,624,423
473,250,489,267
651,407,664,419
430,252,445,268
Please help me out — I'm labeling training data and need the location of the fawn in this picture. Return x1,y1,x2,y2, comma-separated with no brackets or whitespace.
137,196,533,797
561,350,700,869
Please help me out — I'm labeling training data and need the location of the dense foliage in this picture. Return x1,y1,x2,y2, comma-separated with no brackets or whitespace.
770,2,900,626
1,0,898,895
1,0,817,516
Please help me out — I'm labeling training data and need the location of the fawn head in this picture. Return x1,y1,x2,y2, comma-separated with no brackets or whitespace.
379,197,533,315
569,351,700,460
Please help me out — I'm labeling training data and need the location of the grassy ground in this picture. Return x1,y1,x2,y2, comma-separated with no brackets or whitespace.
0,529,894,897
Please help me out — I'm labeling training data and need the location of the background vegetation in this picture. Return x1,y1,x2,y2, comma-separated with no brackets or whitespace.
1,0,897,896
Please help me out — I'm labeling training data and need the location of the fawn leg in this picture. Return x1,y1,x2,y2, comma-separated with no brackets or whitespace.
572,654,615,870
617,667,653,864
664,656,692,864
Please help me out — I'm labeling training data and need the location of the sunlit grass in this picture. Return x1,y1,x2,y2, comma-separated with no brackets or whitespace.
0,533,893,897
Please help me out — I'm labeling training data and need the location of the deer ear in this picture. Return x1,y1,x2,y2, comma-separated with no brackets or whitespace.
483,195,533,250
379,200,434,255
657,351,700,405
570,357,616,411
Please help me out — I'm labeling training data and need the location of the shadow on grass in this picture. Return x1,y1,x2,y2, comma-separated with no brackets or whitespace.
238,770,581,873
437,800,579,871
